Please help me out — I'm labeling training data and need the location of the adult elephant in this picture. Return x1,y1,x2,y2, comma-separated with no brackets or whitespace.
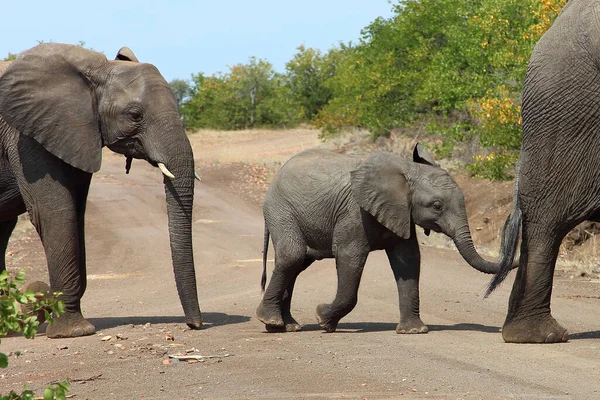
487,0,600,343
0,43,202,338
257,145,513,334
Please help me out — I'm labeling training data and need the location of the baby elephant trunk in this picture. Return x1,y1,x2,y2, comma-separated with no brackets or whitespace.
452,224,502,274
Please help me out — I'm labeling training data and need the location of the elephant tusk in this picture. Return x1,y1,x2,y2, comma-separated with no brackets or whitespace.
194,172,202,181
158,163,175,179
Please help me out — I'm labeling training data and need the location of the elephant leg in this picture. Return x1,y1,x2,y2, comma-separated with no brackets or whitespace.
501,219,567,343
386,231,428,334
11,144,95,338
2,216,51,324
0,217,18,273
265,257,314,333
257,239,307,331
28,198,95,338
74,174,92,299
315,247,367,333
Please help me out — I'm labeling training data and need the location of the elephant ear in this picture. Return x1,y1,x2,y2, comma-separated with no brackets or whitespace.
350,152,412,239
115,47,139,62
0,43,105,173
413,142,439,167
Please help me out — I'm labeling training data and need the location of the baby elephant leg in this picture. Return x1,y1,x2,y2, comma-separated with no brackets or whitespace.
315,247,367,332
257,241,306,331
386,237,428,334
266,257,314,333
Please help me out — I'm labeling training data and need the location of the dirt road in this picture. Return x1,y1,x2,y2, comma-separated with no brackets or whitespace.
2,129,600,399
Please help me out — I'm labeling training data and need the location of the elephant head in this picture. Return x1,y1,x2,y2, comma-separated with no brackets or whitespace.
0,43,202,328
351,144,502,274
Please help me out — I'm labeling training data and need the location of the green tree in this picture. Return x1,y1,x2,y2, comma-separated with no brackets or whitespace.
229,57,276,128
2,53,17,61
314,0,567,179
181,58,302,130
255,73,303,128
169,79,191,109
285,45,334,121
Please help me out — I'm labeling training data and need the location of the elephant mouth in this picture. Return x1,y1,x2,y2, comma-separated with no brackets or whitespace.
108,137,145,159
108,138,162,170
419,222,442,234
107,138,198,181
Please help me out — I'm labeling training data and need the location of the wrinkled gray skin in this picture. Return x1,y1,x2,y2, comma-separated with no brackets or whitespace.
257,145,505,334
488,0,600,343
0,43,202,338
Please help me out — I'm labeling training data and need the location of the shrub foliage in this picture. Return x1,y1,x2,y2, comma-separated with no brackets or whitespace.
0,271,69,400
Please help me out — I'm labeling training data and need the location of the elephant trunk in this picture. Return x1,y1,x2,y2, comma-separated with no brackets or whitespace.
451,224,502,275
161,135,202,329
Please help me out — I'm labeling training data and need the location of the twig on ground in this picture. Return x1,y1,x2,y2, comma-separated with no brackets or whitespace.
168,353,231,361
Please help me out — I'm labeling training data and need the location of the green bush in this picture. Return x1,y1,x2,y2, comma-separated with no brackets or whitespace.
0,270,69,400
465,151,519,181
181,58,303,130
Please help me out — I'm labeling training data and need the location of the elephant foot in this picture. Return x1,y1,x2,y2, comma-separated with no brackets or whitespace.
186,316,203,330
502,315,569,343
396,317,428,334
46,311,96,339
256,300,284,329
21,281,52,325
315,303,339,333
265,315,302,333
265,322,302,333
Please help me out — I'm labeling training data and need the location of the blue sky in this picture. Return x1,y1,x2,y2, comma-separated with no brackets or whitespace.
2,1,395,82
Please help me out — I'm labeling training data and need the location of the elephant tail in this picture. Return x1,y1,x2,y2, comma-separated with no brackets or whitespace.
484,204,522,297
261,222,270,292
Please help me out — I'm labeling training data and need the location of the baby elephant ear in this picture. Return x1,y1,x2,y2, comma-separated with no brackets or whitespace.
413,142,439,167
115,47,139,62
350,152,412,239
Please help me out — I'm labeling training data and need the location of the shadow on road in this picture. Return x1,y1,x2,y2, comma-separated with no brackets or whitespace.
568,330,600,340
429,323,501,333
87,312,250,331
297,322,501,334
300,322,396,333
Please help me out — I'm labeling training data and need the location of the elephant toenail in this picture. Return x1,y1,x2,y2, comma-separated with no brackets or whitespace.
562,331,569,342
72,328,84,337
545,332,557,343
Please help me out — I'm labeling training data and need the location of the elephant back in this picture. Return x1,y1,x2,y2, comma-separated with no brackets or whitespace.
270,149,362,197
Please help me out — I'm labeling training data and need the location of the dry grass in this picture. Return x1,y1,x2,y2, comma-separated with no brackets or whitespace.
557,233,600,277
188,127,321,166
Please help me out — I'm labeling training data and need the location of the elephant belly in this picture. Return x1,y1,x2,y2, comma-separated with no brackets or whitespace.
306,246,333,260
0,175,25,221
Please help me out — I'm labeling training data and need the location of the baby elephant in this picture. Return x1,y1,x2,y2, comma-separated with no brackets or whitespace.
256,144,504,334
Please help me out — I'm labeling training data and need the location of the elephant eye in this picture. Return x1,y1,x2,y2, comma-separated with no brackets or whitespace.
432,201,443,212
126,107,144,123
130,110,143,122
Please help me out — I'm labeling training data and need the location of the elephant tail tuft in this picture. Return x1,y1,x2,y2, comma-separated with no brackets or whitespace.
261,222,269,292
485,206,522,297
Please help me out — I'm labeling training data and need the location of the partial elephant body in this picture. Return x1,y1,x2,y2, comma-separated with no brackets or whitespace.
257,146,506,334
265,150,396,259
487,0,600,343
0,43,202,338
